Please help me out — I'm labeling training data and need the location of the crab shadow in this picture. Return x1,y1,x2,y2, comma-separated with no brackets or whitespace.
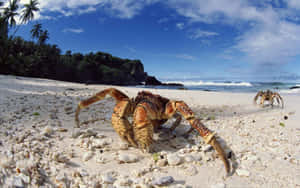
153,127,189,152
260,103,283,109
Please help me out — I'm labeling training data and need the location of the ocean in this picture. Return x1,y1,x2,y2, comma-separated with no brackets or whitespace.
139,79,300,94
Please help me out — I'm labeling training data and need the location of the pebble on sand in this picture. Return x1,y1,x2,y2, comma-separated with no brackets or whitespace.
167,154,182,165
82,151,94,161
152,176,174,186
211,183,226,188
236,169,250,177
117,153,139,163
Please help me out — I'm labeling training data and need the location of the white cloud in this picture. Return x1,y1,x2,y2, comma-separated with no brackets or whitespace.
236,21,300,64
38,0,101,10
175,54,196,60
176,22,184,29
189,29,219,39
164,0,300,67
165,0,279,25
63,28,84,33
105,0,144,19
23,0,158,19
78,6,97,14
285,0,300,9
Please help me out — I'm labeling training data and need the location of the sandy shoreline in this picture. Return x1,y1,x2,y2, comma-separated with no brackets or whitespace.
0,75,299,187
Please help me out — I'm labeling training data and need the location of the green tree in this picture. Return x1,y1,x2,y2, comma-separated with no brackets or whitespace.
0,1,8,38
21,0,39,24
38,29,49,45
30,23,42,41
3,0,40,37
3,0,19,28
65,50,72,56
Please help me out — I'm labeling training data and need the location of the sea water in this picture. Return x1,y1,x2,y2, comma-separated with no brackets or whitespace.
139,79,300,94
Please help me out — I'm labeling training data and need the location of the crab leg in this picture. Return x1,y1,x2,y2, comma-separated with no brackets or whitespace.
253,91,263,105
274,93,284,108
75,88,129,127
165,101,230,174
75,88,138,147
133,102,156,152
169,113,182,132
112,100,138,147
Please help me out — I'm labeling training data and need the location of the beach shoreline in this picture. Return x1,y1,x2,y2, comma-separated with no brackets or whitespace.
0,75,299,187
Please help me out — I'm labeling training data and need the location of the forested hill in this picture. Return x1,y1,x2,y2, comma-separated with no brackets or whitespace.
0,36,149,85
0,0,155,86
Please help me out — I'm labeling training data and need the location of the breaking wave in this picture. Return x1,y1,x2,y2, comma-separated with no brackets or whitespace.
280,88,300,94
164,80,253,87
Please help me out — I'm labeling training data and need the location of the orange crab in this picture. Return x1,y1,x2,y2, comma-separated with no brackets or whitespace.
75,88,230,173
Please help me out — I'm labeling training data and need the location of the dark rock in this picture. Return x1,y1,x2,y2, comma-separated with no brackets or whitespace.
65,88,75,91
162,83,184,87
290,86,300,89
128,60,147,82
144,76,184,87
145,76,162,85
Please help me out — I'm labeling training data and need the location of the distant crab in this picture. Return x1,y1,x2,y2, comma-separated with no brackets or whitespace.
75,88,230,173
253,90,284,108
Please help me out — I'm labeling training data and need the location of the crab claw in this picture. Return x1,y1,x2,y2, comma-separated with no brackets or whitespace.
208,136,230,174
191,119,230,174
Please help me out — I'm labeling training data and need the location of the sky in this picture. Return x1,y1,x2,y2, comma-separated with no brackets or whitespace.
7,0,300,81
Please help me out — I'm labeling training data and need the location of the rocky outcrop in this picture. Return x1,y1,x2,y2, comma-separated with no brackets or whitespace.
144,75,184,87
145,76,162,85
81,59,148,85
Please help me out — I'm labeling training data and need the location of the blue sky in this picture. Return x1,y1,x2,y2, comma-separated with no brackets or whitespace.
10,0,300,81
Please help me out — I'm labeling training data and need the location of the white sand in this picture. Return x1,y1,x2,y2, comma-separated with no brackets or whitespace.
0,74,299,187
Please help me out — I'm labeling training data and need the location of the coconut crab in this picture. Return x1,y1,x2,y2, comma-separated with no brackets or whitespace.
75,88,230,173
253,90,284,108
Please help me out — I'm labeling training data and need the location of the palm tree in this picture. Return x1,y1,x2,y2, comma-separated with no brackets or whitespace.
3,0,19,27
30,23,42,41
3,0,40,37
38,29,49,45
21,0,39,24
0,1,8,38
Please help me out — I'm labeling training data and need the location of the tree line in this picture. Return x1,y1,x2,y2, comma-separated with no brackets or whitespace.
0,0,148,85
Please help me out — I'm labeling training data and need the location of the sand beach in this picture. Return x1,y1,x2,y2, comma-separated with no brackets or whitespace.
0,74,299,187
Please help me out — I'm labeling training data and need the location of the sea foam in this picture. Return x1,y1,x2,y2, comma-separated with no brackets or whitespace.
280,88,300,94
164,80,252,87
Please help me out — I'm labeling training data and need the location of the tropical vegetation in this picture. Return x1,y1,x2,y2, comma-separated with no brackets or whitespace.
0,0,148,85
